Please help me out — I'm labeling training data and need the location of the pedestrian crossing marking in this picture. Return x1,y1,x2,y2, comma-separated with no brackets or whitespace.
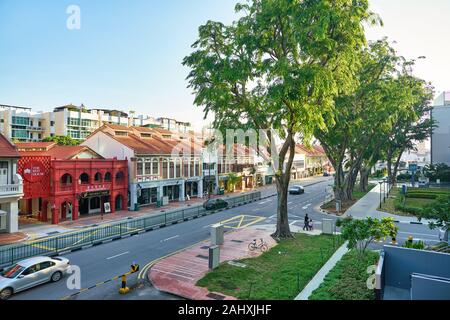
219,215,266,229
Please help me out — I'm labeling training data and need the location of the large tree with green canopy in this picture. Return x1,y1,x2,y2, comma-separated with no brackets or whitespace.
183,0,376,238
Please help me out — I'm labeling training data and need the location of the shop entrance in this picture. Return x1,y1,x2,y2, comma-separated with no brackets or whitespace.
163,185,180,201
60,201,73,221
185,182,198,198
0,210,6,233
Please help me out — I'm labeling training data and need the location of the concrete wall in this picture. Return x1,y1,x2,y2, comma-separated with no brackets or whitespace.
431,105,450,165
384,246,450,290
411,273,450,300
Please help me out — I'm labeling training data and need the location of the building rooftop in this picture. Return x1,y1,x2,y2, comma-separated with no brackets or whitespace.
0,133,20,158
17,143,103,160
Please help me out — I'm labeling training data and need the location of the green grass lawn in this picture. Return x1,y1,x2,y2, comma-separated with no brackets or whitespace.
321,184,376,215
309,249,380,300
196,233,344,300
380,187,449,217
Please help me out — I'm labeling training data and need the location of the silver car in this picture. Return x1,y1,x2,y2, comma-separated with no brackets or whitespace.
0,256,71,300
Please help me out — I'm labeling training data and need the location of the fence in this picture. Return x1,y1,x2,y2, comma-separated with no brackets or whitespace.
0,191,261,269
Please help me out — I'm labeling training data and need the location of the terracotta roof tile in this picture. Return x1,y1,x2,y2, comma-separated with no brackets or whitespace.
19,145,102,160
0,134,20,158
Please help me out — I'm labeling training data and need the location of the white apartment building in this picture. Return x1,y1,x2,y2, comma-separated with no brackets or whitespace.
0,104,51,142
431,92,450,166
157,117,192,133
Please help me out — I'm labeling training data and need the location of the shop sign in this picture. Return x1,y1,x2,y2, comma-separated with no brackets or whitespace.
23,161,45,183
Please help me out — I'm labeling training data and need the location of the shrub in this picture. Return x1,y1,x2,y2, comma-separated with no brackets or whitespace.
394,203,423,215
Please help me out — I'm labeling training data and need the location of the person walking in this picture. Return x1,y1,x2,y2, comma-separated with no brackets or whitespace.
303,214,310,231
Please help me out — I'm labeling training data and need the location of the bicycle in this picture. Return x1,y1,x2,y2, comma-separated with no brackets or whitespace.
248,238,268,252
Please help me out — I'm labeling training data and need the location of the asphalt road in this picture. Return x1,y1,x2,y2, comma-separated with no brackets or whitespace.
9,176,440,300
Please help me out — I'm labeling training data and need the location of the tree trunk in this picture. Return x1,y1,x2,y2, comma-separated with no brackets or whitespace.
271,135,295,240
359,168,370,192
392,151,404,187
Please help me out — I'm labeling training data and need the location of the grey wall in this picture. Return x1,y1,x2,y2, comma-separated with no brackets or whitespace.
432,106,450,166
411,274,450,300
384,246,450,289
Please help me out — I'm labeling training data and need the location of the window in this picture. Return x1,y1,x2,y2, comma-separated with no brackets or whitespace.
145,162,151,175
94,172,102,182
22,264,40,276
137,161,143,176
12,116,29,126
115,131,128,136
116,171,125,181
38,121,42,127
152,160,159,176
68,118,80,126
38,134,42,140
60,174,73,185
50,121,55,126
162,160,168,179
104,172,112,182
39,261,55,270
169,161,175,178
79,173,89,184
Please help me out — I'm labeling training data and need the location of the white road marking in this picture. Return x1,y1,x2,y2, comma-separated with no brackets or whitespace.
106,251,130,260
289,220,299,226
160,235,180,242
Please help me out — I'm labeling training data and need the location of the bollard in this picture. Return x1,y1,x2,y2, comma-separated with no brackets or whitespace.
119,274,130,294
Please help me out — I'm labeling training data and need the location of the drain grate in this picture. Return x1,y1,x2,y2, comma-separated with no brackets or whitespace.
196,254,209,260
47,231,60,236
231,240,244,243
207,293,226,300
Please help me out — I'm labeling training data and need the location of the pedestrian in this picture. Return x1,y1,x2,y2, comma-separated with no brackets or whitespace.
309,219,314,231
303,214,309,231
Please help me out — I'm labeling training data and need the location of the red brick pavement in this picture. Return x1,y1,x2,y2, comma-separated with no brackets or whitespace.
148,227,277,300
0,232,29,245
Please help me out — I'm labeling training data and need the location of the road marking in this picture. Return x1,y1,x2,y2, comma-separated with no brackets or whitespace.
160,235,180,243
289,220,299,226
106,251,130,260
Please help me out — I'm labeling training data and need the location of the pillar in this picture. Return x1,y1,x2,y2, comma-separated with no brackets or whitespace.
157,185,163,203
73,200,79,221
52,201,59,225
198,179,204,198
6,201,19,233
130,183,138,211
41,200,48,222
179,182,185,202
110,192,116,213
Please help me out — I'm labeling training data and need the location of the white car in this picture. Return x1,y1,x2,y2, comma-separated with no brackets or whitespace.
0,256,71,300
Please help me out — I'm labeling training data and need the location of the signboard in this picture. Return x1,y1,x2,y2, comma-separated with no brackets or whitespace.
104,202,111,213
23,161,45,183
409,164,418,172
80,190,110,198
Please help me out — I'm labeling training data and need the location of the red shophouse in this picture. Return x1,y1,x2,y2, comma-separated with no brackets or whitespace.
15,142,128,225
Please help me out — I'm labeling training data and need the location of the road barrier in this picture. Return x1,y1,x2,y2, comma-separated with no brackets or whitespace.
0,191,261,270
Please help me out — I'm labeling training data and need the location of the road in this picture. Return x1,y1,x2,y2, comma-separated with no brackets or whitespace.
9,176,440,300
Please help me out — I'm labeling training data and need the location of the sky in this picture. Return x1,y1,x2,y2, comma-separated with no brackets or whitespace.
1,0,449,129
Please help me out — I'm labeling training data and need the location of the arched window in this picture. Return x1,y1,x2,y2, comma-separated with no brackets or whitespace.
116,171,125,181
152,158,159,176
162,159,168,179
104,172,112,182
94,172,102,182
60,173,73,185
79,173,89,184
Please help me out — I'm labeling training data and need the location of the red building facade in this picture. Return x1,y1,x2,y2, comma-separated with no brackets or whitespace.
16,144,128,225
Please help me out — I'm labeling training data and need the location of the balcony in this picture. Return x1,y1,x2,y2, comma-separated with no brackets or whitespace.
0,174,24,199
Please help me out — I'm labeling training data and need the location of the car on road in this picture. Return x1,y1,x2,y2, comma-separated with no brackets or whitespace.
289,185,305,195
203,198,229,211
323,172,330,177
0,256,71,300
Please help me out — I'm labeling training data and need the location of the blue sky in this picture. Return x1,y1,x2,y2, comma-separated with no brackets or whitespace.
1,0,449,128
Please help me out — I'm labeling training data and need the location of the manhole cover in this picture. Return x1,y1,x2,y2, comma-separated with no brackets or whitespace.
196,255,209,260
207,293,226,300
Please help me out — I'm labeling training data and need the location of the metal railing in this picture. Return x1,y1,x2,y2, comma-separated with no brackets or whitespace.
0,191,261,269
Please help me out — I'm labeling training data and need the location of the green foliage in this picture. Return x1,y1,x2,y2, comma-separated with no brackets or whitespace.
403,239,425,250
42,135,80,146
309,250,379,300
336,217,398,256
394,203,424,216
417,195,450,236
227,173,241,192
370,169,387,179
423,163,450,182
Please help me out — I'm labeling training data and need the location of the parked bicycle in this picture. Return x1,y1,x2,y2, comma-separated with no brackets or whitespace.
248,238,268,252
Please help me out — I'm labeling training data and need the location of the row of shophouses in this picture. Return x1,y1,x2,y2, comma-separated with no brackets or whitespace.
0,123,330,234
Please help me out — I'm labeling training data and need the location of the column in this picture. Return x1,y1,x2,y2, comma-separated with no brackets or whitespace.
110,192,116,213
157,185,163,204
52,201,59,225
73,199,79,221
41,200,48,222
6,201,19,233
130,183,138,211
179,182,185,202
198,179,204,198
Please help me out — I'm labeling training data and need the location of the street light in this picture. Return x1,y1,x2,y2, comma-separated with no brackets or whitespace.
379,181,383,209
383,178,387,203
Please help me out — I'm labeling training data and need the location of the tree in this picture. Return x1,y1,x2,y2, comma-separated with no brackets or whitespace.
337,217,398,257
418,195,450,243
183,0,374,239
42,135,80,146
227,173,241,192
423,163,450,183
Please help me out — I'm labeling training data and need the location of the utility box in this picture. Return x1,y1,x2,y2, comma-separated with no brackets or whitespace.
209,245,220,270
335,200,342,213
211,224,224,246
322,219,334,235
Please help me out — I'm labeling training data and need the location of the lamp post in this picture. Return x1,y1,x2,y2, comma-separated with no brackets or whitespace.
383,178,387,203
379,181,383,209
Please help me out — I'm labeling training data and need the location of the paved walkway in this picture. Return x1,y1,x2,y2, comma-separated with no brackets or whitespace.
0,232,29,245
345,183,432,224
295,241,349,300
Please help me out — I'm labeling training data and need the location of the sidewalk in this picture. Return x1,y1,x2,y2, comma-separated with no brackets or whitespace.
148,227,279,300
345,183,431,224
